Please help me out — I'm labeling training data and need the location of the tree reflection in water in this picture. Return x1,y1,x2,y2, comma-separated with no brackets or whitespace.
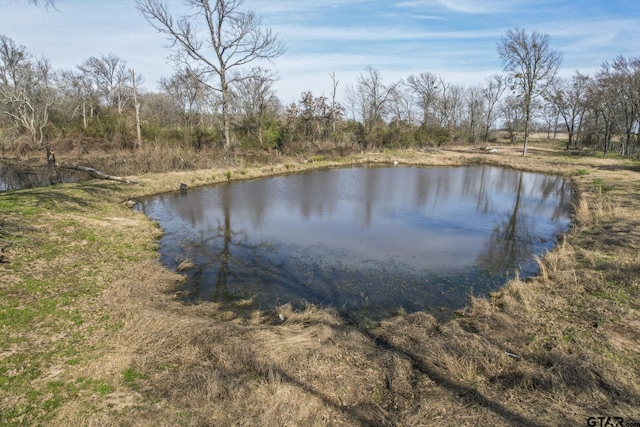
137,166,573,319
476,169,572,281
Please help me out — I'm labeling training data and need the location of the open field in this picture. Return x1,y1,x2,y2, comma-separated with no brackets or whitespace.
1,140,639,426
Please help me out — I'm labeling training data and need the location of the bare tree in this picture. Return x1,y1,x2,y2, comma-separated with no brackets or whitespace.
435,77,464,141
77,53,133,114
597,56,640,157
482,74,508,141
344,82,366,123
27,0,56,6
57,69,99,129
160,68,212,132
549,72,590,149
464,85,485,142
497,28,562,155
329,71,339,134
136,0,285,149
232,66,277,146
130,69,142,150
586,74,618,156
355,67,399,136
406,72,439,126
0,35,55,145
387,84,417,125
501,94,525,144
539,100,559,139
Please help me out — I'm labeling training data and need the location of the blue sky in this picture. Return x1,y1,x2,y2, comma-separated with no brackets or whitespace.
1,0,638,103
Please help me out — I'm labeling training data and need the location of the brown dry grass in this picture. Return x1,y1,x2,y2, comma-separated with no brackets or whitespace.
3,140,640,426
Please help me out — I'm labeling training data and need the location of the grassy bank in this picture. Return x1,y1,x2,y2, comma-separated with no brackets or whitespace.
1,142,639,426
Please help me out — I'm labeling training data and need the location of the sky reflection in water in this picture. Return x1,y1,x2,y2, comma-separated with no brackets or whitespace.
138,166,573,319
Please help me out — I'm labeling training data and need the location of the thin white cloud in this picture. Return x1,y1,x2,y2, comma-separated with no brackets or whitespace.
244,0,372,18
414,14,448,21
398,0,548,14
437,0,513,13
1,0,639,105
275,24,500,43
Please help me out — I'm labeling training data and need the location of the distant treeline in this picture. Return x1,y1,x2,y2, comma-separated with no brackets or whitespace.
1,34,639,158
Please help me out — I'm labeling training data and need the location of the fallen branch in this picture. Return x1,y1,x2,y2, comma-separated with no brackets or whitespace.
59,165,137,184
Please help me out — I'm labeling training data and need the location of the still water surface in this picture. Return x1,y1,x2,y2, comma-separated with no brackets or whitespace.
137,166,573,319
0,161,88,191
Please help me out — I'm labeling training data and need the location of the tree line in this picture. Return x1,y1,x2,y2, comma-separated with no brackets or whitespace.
1,0,639,159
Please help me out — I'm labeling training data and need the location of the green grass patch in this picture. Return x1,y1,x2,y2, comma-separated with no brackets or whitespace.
0,180,163,424
121,367,147,387
592,178,613,192
91,378,115,395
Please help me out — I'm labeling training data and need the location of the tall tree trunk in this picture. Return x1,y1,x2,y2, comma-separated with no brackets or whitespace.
130,69,142,150
523,108,531,156
82,102,88,129
221,74,231,149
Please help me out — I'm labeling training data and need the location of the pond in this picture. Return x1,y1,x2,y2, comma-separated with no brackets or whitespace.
136,165,573,320
0,160,88,191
